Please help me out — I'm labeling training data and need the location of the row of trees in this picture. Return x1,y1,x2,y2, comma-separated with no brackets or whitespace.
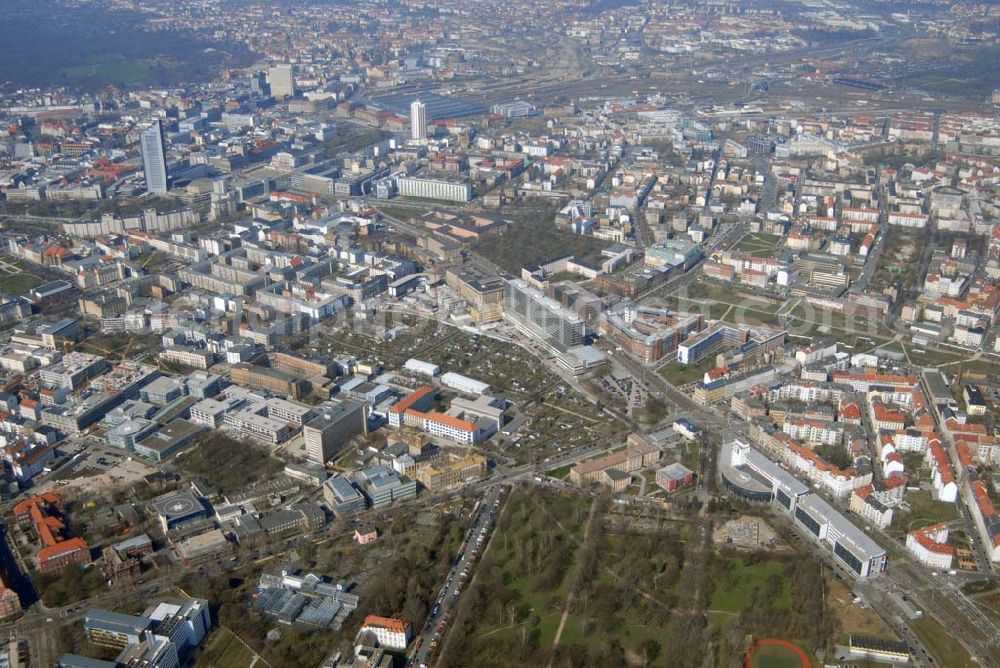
444,490,700,667
177,432,284,497
440,489,586,666
716,552,834,667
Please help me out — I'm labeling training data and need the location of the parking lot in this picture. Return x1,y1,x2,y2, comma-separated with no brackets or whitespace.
411,485,505,667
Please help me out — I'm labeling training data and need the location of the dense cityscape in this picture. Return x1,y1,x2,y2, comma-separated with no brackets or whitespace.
0,0,998,666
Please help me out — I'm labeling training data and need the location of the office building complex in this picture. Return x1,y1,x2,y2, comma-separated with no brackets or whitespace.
255,566,359,629
354,466,417,508
73,598,210,668
444,270,505,324
719,439,810,506
397,175,472,203
323,475,367,516
600,307,704,364
441,372,491,396
84,610,154,649
505,279,585,349
719,440,886,579
569,441,659,492
387,386,435,428
229,363,309,400
38,352,108,390
140,120,169,195
793,494,887,579
677,324,749,365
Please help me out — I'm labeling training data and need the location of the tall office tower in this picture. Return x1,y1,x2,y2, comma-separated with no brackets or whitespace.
269,64,295,99
504,279,584,349
410,99,427,141
139,120,169,195
303,401,367,463
250,70,269,96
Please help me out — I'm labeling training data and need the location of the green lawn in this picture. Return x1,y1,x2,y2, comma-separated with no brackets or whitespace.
61,54,150,84
377,205,432,222
748,642,808,668
547,464,573,480
0,272,42,294
658,360,708,386
781,303,893,347
903,345,1000,378
195,627,258,668
670,281,783,326
445,490,687,665
710,559,790,613
734,233,785,257
911,613,976,668
895,490,961,533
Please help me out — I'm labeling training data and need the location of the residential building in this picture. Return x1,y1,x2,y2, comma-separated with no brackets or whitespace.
849,486,893,530
0,575,20,620
906,523,955,570
968,480,1000,562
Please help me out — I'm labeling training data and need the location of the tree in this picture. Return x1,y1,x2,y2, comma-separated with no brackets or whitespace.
643,396,668,422
638,638,662,665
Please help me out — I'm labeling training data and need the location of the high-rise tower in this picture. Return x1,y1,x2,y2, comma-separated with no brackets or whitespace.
410,99,427,141
269,64,295,99
140,120,169,195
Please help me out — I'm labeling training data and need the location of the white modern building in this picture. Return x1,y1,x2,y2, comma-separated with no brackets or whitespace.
403,358,440,377
410,99,427,141
398,176,472,203
441,372,490,396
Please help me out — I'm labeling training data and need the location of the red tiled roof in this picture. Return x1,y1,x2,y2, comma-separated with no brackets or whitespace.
410,410,477,433
839,401,861,421
362,615,410,634
911,525,955,556
388,386,434,415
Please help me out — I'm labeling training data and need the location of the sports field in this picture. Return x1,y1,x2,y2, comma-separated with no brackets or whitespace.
746,639,809,668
